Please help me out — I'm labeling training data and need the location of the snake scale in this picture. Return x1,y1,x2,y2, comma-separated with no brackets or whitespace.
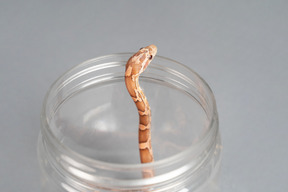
125,45,157,164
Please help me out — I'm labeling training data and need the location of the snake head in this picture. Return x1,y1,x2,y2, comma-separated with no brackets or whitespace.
140,44,157,70
127,45,157,76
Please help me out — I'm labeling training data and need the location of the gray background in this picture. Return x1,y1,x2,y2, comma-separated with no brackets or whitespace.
1,0,287,191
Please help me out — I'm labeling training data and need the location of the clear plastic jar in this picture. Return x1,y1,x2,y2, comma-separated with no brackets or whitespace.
38,53,222,192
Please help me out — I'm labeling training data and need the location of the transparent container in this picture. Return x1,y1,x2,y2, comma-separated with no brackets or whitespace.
38,53,222,192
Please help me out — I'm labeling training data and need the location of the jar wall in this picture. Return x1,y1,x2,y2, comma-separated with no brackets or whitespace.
38,54,222,192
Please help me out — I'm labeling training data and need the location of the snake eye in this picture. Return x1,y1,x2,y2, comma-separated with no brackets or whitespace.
139,47,144,50
149,55,153,60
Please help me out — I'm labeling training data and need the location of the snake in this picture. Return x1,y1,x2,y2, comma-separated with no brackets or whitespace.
125,45,157,164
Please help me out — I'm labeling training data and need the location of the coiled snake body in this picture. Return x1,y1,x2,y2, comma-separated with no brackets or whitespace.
125,45,157,164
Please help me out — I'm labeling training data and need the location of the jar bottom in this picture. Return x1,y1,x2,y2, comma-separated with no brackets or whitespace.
38,132,222,192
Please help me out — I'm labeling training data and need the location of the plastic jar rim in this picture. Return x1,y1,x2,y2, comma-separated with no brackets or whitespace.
40,53,219,171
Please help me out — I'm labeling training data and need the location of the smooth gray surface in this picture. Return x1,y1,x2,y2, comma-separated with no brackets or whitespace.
1,1,287,191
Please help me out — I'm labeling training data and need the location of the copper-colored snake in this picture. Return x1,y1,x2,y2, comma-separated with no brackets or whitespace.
125,45,157,165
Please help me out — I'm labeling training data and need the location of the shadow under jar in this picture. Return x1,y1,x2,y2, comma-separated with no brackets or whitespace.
38,53,222,192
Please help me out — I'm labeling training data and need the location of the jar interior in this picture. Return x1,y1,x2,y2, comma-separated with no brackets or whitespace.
45,57,212,165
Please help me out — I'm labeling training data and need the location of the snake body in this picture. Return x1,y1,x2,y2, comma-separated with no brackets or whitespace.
125,45,157,164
